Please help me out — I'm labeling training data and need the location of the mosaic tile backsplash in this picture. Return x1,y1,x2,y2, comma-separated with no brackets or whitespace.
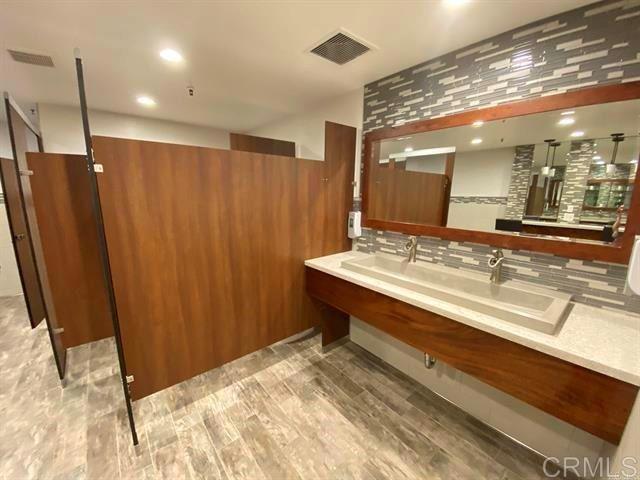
363,0,640,133
450,196,507,205
355,0,640,315
355,228,640,314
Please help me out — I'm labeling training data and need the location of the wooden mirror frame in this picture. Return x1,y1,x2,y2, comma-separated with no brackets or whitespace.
361,81,640,264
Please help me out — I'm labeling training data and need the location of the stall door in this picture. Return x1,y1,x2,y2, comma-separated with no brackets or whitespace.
6,100,66,378
0,157,46,328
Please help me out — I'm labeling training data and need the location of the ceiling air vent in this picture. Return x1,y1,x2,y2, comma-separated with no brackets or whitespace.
310,30,371,65
8,49,54,67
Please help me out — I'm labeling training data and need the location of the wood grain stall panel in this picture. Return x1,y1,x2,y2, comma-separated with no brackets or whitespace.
27,152,113,348
230,133,296,157
93,125,354,399
0,157,46,328
370,167,448,226
306,267,638,445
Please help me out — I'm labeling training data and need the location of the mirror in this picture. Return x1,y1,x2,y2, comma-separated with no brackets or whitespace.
368,98,639,243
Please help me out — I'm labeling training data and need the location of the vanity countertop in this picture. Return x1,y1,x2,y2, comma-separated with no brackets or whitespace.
522,219,607,231
305,251,640,386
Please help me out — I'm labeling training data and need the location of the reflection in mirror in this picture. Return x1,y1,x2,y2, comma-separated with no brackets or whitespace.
0,101,13,158
369,99,639,243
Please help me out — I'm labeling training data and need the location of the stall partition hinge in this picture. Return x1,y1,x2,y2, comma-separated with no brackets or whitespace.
126,375,134,384
424,353,437,369
19,169,33,176
93,164,104,173
53,327,64,334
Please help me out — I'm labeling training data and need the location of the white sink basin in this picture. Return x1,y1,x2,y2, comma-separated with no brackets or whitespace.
341,253,571,334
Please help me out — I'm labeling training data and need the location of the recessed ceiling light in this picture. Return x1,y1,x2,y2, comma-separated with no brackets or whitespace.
471,138,482,145
136,95,156,106
404,147,413,152
570,131,584,138
472,120,484,127
445,0,470,5
594,161,605,165
558,117,575,126
160,48,183,63
592,155,602,160
561,111,575,116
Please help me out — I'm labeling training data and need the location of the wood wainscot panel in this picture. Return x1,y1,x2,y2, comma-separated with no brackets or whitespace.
305,267,638,445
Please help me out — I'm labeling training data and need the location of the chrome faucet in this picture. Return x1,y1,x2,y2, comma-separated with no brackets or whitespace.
405,236,418,263
488,248,504,284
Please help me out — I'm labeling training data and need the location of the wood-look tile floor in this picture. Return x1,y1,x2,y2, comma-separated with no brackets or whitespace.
0,295,570,479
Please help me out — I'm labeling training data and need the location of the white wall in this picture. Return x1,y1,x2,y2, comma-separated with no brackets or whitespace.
0,121,22,297
448,203,506,232
0,122,12,159
405,155,446,174
38,103,230,154
249,88,364,197
451,147,514,197
0,205,21,297
446,147,514,232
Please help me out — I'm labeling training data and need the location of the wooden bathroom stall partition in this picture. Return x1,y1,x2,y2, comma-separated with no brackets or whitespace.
92,121,355,399
370,167,449,225
0,157,47,328
5,98,66,378
26,152,113,348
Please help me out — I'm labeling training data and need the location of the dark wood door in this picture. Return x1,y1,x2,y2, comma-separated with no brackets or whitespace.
27,152,113,348
6,101,66,378
0,157,46,328
323,121,356,253
230,133,296,157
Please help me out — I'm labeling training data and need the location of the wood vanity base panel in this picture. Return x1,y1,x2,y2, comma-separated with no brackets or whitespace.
305,267,637,445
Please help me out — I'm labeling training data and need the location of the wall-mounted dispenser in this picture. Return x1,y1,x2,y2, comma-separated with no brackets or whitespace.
626,236,640,296
348,211,362,238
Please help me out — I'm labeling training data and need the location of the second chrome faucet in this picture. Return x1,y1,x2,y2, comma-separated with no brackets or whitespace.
488,248,504,284
405,236,418,263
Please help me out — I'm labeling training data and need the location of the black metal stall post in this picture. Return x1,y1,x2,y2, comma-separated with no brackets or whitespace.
74,50,139,445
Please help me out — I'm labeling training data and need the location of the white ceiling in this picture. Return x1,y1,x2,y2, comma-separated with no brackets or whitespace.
0,0,594,132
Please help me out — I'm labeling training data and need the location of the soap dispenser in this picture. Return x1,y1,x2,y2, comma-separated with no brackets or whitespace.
626,236,640,295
